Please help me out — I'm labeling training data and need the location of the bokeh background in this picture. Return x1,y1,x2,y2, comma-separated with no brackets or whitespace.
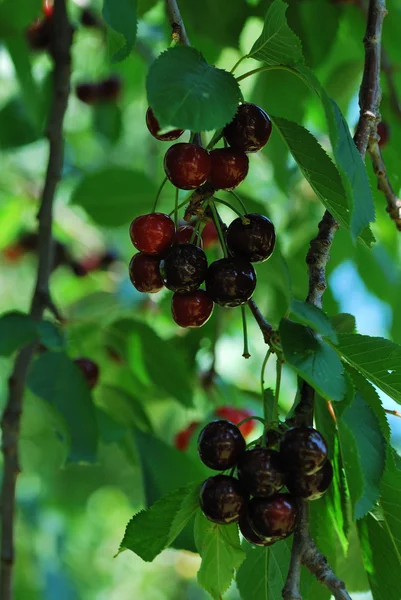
1,0,401,598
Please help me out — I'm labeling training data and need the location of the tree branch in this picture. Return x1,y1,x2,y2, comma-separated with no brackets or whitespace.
165,0,190,45
283,1,386,598
0,3,72,598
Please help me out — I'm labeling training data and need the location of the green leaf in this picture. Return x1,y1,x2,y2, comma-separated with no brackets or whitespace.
348,368,391,442
0,311,37,356
337,393,386,519
247,0,303,65
27,352,98,463
105,319,194,407
102,0,137,63
0,98,39,150
70,168,157,227
380,450,401,558
329,313,356,335
290,298,337,342
96,385,153,433
146,46,242,131
93,103,122,143
270,116,371,247
333,333,401,404
0,0,42,36
119,483,201,561
194,512,245,599
36,321,65,351
279,318,346,402
237,541,291,600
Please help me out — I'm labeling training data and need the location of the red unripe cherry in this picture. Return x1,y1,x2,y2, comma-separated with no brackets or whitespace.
146,107,184,142
43,1,53,17
164,143,211,190
215,406,255,437
175,225,203,247
74,358,99,389
174,421,200,451
208,148,249,190
201,220,219,249
129,253,163,293
171,290,214,328
129,213,175,255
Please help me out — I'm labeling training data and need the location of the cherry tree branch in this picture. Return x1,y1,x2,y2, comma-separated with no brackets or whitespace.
283,1,386,598
165,0,190,45
0,3,72,598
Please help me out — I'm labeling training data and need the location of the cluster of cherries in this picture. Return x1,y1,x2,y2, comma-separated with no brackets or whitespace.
128,103,276,328
198,421,333,546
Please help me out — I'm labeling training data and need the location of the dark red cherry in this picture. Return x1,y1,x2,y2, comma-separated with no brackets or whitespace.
198,420,246,470
201,220,219,249
280,427,328,475
227,214,276,263
74,358,99,389
129,253,163,293
208,148,249,190
205,258,256,307
175,225,203,247
224,103,272,153
80,8,101,27
239,513,282,546
287,460,333,501
238,448,285,498
76,83,100,105
129,213,175,255
146,107,184,142
171,290,214,328
98,76,122,102
164,143,211,190
377,121,390,148
215,406,255,437
248,494,297,540
174,421,200,451
200,475,247,524
160,244,208,293
26,17,52,51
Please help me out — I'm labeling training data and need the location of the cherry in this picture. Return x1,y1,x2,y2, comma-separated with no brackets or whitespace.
129,253,163,293
98,76,122,102
99,249,119,269
80,8,101,27
42,1,53,18
248,494,297,540
280,427,328,475
215,406,255,437
175,225,203,247
146,107,184,142
239,513,281,546
208,148,249,191
224,103,272,153
198,420,246,470
71,261,88,277
377,121,390,148
174,421,200,451
160,244,208,293
171,290,214,328
287,460,333,501
200,475,247,524
164,143,211,190
76,83,100,105
205,258,256,307
201,220,219,249
74,358,99,389
227,214,276,263
26,18,52,51
129,213,175,255
238,448,285,498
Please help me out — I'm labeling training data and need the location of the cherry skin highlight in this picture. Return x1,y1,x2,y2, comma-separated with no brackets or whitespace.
164,143,211,190
171,290,214,328
208,148,249,190
129,253,163,293
146,107,184,141
129,213,175,255
227,213,276,263
198,420,246,470
224,103,272,153
200,475,247,524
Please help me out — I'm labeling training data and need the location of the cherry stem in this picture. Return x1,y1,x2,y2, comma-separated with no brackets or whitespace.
206,129,224,150
210,200,228,257
241,305,250,359
214,196,244,217
273,358,282,422
189,211,204,244
152,176,168,212
168,193,191,216
229,190,248,214
237,415,265,427
260,348,273,446
174,187,179,227
230,55,246,74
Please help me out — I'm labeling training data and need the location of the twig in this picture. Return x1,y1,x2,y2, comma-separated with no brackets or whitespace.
368,134,401,230
283,1,385,597
247,299,273,344
384,408,401,418
165,0,190,45
0,2,72,598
